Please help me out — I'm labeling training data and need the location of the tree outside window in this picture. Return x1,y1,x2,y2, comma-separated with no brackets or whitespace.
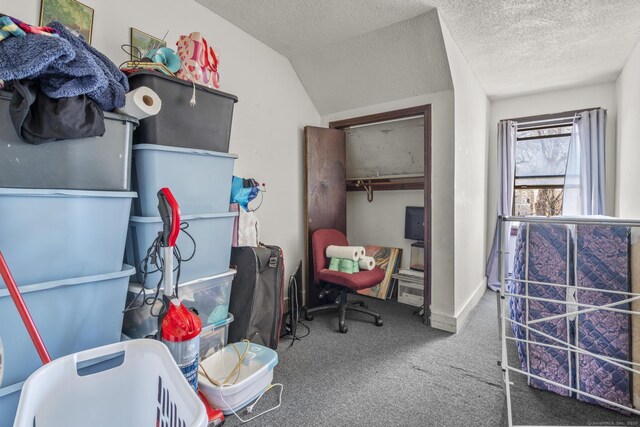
513,125,571,217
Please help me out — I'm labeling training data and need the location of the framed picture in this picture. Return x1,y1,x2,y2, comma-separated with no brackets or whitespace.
130,28,167,60
357,246,402,300
40,0,94,43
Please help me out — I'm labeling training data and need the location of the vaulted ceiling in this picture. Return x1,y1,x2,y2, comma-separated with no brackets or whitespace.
198,0,640,114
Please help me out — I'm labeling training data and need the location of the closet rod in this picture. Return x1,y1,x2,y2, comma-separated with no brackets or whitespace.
347,115,422,129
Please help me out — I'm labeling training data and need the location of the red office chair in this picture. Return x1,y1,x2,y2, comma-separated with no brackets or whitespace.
302,229,385,333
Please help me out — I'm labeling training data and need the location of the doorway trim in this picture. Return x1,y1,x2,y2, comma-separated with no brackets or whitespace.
329,104,432,322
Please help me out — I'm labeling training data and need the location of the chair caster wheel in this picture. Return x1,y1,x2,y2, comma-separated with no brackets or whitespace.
339,325,348,334
301,308,314,321
375,317,383,327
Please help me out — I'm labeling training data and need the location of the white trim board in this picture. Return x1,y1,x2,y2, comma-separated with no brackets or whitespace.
430,278,486,333
430,310,457,333
455,278,487,332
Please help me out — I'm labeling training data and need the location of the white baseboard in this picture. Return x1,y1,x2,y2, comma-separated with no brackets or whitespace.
454,278,487,332
430,310,457,333
429,278,486,334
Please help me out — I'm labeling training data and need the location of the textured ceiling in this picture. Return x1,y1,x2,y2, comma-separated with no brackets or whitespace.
196,0,435,56
289,12,452,114
200,0,640,110
437,0,640,98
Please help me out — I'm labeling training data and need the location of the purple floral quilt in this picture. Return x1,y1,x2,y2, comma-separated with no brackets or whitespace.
574,225,631,411
510,222,573,396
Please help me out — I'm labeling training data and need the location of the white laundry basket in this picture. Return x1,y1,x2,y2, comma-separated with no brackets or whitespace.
13,339,207,427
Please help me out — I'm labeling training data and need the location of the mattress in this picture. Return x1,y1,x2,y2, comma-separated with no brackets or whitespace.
510,222,572,396
631,232,640,409
574,224,632,411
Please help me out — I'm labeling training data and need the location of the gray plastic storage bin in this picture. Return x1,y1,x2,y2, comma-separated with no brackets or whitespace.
0,189,135,287
0,90,138,191
125,212,237,288
0,265,135,386
132,144,236,216
123,270,235,338
0,381,23,427
127,71,237,152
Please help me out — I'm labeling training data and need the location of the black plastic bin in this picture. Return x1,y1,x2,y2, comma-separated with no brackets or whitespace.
127,71,238,152
0,90,138,191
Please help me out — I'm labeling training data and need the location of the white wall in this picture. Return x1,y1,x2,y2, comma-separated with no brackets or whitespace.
487,83,617,254
616,40,640,218
4,0,321,282
322,90,456,328
440,16,490,332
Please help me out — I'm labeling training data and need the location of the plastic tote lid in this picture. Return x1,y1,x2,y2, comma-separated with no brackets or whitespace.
162,300,202,342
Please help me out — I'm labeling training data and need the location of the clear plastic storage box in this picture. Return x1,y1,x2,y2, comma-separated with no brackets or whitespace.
122,270,236,338
200,314,234,360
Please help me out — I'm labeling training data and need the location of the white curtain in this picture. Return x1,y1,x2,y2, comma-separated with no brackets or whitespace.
486,120,517,291
562,109,607,215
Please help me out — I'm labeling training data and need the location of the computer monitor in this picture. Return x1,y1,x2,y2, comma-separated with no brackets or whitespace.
404,206,424,241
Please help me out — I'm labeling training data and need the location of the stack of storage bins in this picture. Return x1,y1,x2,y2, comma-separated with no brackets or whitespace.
0,90,137,425
122,72,238,357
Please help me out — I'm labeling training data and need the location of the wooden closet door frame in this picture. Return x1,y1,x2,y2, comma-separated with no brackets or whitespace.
329,104,432,321
304,126,347,309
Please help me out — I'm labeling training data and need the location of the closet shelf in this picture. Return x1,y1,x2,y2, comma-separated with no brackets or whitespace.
346,175,424,192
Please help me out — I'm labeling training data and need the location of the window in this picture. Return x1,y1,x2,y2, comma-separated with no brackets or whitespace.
513,123,572,216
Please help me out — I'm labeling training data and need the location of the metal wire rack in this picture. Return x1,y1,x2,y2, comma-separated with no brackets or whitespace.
497,215,640,426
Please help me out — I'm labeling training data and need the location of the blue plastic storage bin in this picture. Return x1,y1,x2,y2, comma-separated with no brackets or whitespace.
125,212,237,288
132,144,237,216
0,381,23,427
0,188,135,287
0,265,135,386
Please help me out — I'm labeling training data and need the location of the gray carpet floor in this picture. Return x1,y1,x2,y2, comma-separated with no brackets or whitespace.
225,290,638,426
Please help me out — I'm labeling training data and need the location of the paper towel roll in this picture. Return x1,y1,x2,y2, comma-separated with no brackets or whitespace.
326,245,365,261
115,86,162,119
358,256,375,271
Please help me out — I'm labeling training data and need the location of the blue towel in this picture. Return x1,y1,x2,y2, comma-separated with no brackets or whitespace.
0,21,128,111
49,22,128,110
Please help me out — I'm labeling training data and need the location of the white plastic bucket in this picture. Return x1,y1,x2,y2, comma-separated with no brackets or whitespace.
198,341,278,415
